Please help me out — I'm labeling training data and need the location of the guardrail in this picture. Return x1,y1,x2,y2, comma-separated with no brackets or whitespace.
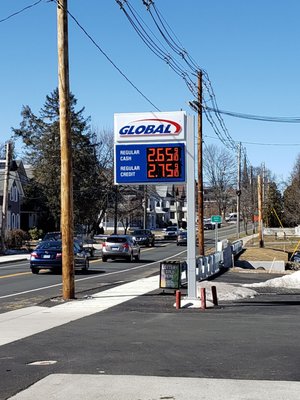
231,240,243,256
179,240,244,285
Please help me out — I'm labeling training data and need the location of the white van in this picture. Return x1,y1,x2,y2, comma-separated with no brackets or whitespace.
225,213,238,222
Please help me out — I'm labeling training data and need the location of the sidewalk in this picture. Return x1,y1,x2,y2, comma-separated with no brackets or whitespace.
0,252,30,264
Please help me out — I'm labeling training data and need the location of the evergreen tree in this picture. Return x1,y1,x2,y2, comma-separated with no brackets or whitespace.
264,181,283,227
13,89,106,232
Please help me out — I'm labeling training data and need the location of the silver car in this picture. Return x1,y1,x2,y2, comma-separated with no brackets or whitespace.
102,235,141,262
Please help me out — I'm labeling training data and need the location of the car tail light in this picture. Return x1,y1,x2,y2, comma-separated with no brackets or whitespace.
56,252,62,259
31,252,38,259
102,242,106,248
122,243,129,249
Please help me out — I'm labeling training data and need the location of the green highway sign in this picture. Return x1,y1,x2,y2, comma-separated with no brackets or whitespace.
211,215,222,223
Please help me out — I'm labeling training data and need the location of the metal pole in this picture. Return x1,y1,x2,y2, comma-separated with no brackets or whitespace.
57,0,74,300
197,70,204,256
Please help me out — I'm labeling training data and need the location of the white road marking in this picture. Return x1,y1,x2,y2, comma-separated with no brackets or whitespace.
0,250,186,300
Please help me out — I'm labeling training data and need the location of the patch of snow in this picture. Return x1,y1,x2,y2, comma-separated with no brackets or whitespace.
243,270,300,288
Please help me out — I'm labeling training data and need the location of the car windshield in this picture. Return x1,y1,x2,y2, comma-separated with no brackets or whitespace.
132,230,148,235
107,237,127,243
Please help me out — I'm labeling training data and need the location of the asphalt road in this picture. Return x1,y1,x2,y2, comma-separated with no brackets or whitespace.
1,266,300,399
0,224,239,313
4,226,299,400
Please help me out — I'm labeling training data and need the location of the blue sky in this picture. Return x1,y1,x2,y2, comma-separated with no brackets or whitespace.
1,0,300,184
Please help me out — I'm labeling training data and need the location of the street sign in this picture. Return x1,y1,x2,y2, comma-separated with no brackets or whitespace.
211,215,222,223
114,142,186,184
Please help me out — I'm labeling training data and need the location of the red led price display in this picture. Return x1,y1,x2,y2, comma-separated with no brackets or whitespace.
146,146,182,179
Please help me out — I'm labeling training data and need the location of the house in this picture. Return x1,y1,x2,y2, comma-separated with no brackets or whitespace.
0,160,26,232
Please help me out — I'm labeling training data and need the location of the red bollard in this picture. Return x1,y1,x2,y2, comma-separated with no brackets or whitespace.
211,285,218,306
200,288,206,310
176,290,181,309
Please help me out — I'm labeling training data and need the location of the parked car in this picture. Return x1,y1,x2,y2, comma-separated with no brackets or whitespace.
177,230,187,246
204,219,214,230
131,229,155,247
290,252,300,263
203,219,221,230
102,235,140,262
30,240,89,274
164,226,179,240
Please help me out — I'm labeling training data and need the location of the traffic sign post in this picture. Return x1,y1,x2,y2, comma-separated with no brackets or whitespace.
211,215,222,251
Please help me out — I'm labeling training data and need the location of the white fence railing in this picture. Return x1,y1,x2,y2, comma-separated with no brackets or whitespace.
180,240,243,284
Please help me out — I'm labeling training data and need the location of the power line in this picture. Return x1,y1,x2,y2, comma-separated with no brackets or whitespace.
205,106,300,123
0,0,43,23
52,0,160,112
204,134,300,146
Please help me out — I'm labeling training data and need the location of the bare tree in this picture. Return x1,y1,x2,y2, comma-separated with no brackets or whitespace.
283,154,300,226
203,144,236,215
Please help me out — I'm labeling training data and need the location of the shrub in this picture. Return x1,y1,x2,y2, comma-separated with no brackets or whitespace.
28,227,44,240
5,229,30,249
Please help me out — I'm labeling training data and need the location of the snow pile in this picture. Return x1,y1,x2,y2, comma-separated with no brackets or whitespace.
197,281,257,301
177,271,300,308
243,270,300,288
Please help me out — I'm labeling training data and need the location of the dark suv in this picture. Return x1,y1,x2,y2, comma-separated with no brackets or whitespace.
131,229,155,247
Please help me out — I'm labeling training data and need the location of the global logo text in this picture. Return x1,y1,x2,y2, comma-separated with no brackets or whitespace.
119,119,182,136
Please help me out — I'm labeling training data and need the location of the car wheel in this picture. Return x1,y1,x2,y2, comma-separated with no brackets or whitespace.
134,251,140,261
82,258,89,272
102,256,108,262
89,249,94,258
31,268,39,274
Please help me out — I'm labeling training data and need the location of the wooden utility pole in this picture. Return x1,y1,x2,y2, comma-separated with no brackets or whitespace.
57,0,74,300
197,70,204,255
114,185,118,234
250,166,255,234
143,185,147,229
236,142,241,239
0,141,12,254
258,174,264,248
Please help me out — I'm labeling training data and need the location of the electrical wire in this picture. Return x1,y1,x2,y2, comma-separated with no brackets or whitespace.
53,0,161,112
204,134,300,146
0,0,43,23
205,106,300,123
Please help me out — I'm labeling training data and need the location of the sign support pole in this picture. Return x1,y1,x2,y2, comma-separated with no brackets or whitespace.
186,115,197,299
